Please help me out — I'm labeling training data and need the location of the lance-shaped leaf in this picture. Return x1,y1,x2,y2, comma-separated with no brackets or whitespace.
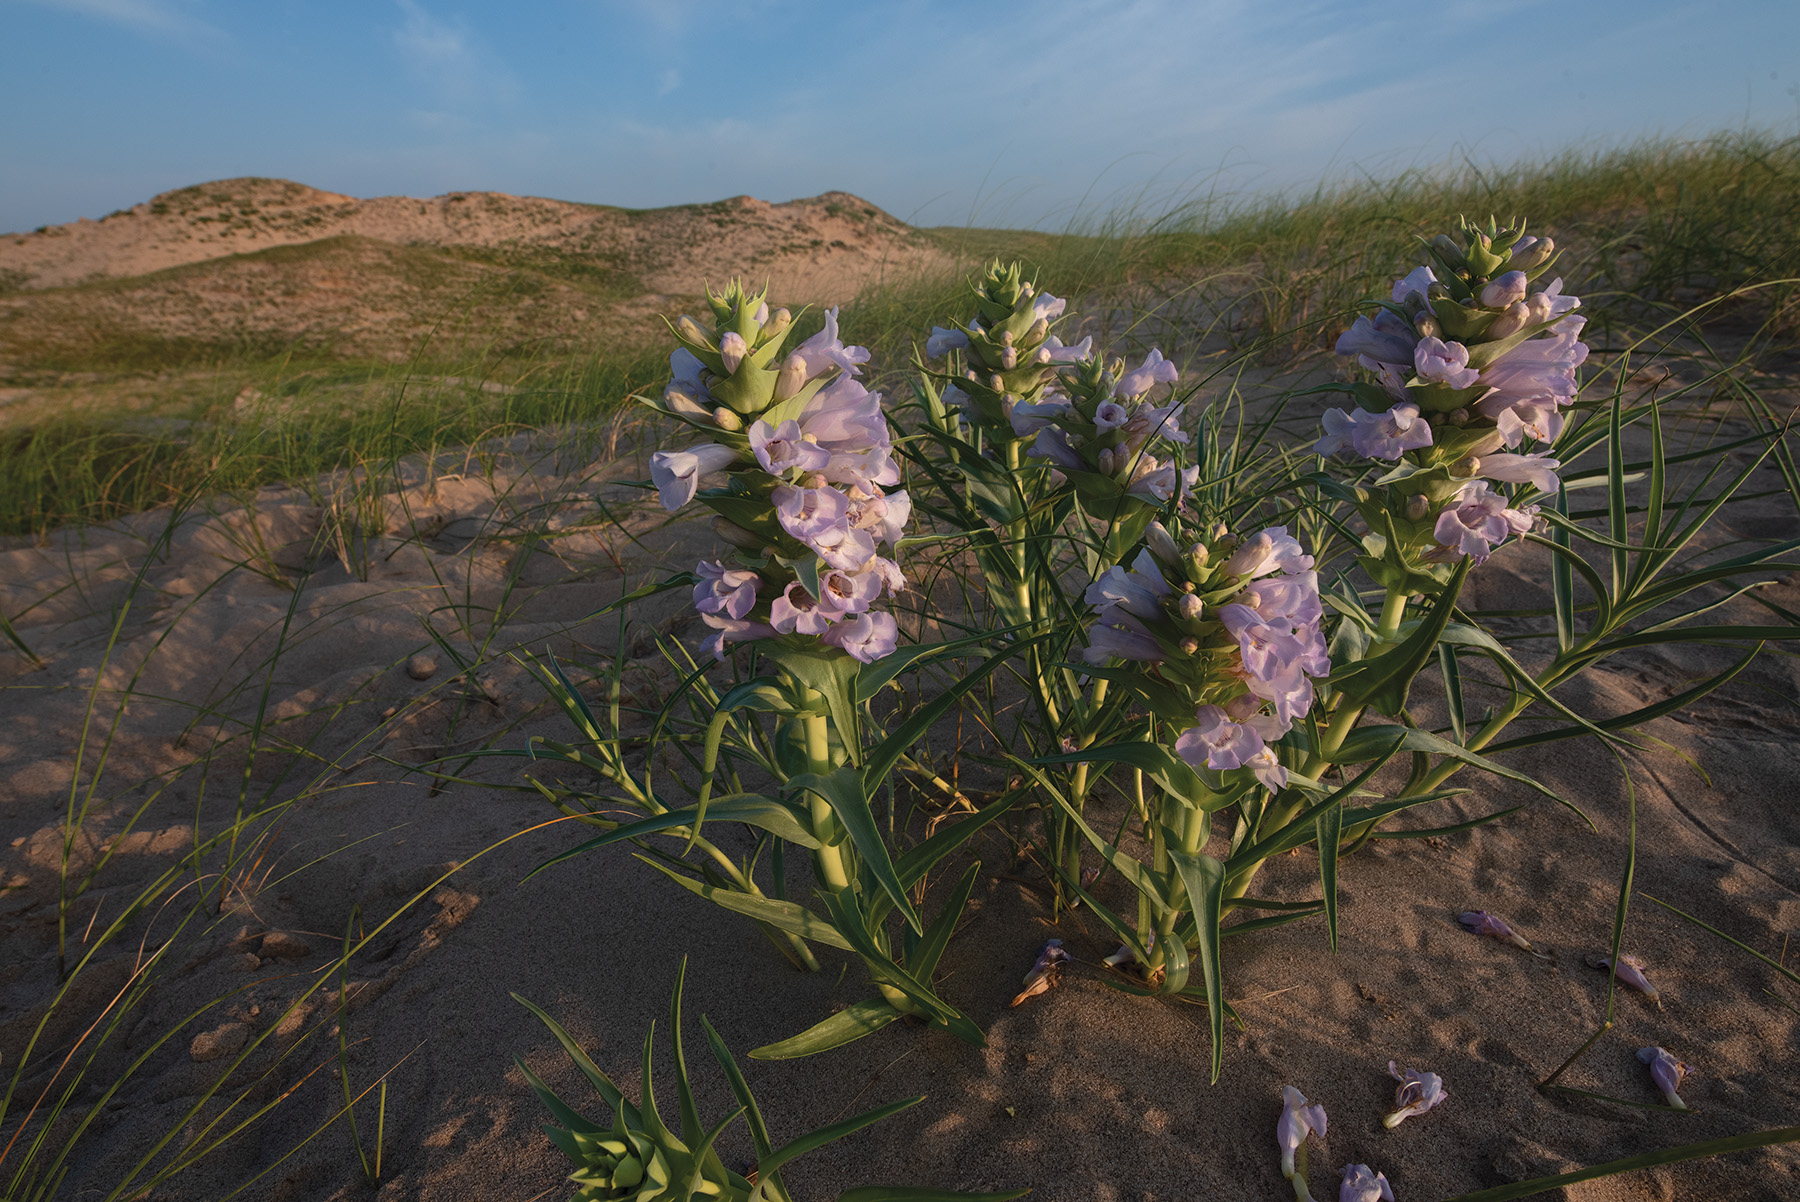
1331,724,1586,823
1033,742,1236,811
750,998,905,1061
1328,558,1471,716
815,887,986,1047
785,766,923,935
1167,848,1228,1082
636,856,853,952
526,794,822,882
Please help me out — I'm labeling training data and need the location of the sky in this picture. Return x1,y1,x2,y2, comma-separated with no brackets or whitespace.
3,0,1797,235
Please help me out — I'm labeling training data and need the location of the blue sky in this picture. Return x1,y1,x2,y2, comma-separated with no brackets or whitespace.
3,0,1797,234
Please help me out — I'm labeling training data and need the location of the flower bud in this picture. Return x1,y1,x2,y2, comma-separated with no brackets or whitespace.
763,307,792,339
1177,593,1204,621
1405,494,1431,521
1026,316,1048,344
711,407,742,432
1451,455,1479,478
1211,522,1230,541
773,354,808,400
1413,313,1441,339
1446,408,1470,425
1146,521,1180,565
1096,447,1116,475
676,315,707,345
1001,345,1018,370
1480,271,1528,309
1431,235,1466,269
1485,300,1531,340
719,331,748,373
1503,235,1554,274
1179,637,1200,655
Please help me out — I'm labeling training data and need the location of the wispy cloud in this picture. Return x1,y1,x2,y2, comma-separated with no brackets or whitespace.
391,0,515,109
17,0,227,47
656,67,680,97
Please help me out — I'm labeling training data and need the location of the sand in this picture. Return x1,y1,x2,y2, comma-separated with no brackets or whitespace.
0,363,1797,1202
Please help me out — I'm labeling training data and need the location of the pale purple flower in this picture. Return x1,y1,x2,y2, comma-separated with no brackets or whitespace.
772,481,851,548
1476,452,1561,493
1277,1086,1328,1179
1480,271,1529,309
1120,399,1190,449
750,419,831,476
663,347,713,417
822,610,898,662
1085,552,1171,619
1413,338,1480,390
791,307,870,377
816,527,880,572
1317,404,1433,462
1361,355,1412,402
1240,571,1324,626
1637,1046,1690,1110
816,563,885,615
926,325,971,358
845,484,911,549
1594,954,1662,1009
1475,315,1588,413
699,612,775,660
1010,396,1074,437
1335,308,1419,367
1125,457,1197,505
1094,400,1131,431
1526,278,1580,324
719,330,749,373
1480,398,1566,449
1252,663,1320,728
1390,265,1437,305
1456,910,1547,957
1146,521,1181,565
1116,348,1179,399
1340,1164,1394,1202
1315,408,1359,456
1031,292,1068,322
798,375,889,456
1029,427,1087,471
651,443,740,510
1175,706,1287,789
1083,611,1163,664
1221,526,1314,580
939,383,972,413
692,561,760,620
1432,481,1537,564
1382,1063,1447,1128
770,580,842,635
1035,333,1093,364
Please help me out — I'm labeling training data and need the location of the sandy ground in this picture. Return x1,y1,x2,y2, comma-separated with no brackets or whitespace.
0,369,1797,1202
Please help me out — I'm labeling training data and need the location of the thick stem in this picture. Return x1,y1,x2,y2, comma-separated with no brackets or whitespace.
1376,588,1409,641
802,709,852,891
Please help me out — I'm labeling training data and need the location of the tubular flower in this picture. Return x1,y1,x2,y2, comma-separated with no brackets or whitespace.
1318,218,1586,586
1085,523,1326,793
1637,1046,1691,1110
1382,1062,1447,1128
641,281,910,664
1593,953,1663,1009
1277,1085,1328,1179
1340,1164,1395,1202
1456,910,1548,958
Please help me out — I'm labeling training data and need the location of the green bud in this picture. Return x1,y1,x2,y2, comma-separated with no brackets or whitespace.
712,407,742,431
762,307,792,341
1413,313,1441,339
1405,494,1431,521
676,315,708,346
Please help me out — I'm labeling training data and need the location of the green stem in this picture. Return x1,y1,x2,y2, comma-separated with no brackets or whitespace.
801,709,851,891
1376,588,1409,641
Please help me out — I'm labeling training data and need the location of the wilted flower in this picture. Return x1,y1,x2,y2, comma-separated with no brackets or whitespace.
1637,1045,1690,1110
1010,938,1071,1007
1277,1085,1328,1179
1340,1164,1394,1202
1456,910,1549,958
1382,1062,1447,1128
1592,953,1663,1009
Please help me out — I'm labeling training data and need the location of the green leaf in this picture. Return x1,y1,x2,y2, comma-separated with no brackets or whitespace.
758,1097,925,1178
525,794,821,882
1328,559,1471,716
907,861,982,980
1166,849,1227,1083
1368,805,1523,839
1442,1125,1800,1201
1033,742,1228,810
893,784,1030,891
1332,724,1585,822
636,856,853,951
700,1015,774,1160
786,767,923,935
511,993,630,1117
1315,800,1343,952
760,644,864,765
669,959,703,1147
749,999,904,1061
1639,892,1800,992
854,628,1012,703
815,889,985,1047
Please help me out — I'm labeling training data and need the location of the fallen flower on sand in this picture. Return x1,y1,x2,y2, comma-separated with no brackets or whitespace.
1457,910,1549,958
1590,953,1663,1009
1382,1063,1447,1128
1637,1046,1691,1110
1009,938,1070,1007
1340,1163,1394,1202
1277,1085,1328,1180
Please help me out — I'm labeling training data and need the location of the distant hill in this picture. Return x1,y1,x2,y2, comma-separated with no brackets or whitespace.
0,179,956,369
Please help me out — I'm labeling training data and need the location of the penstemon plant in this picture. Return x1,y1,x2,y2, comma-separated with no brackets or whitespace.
501,282,1038,1060
515,961,1025,1201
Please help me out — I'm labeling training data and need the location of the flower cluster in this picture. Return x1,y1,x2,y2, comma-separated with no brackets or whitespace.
1020,349,1195,506
1084,522,1328,790
923,260,1092,433
642,281,909,663
1319,218,1587,575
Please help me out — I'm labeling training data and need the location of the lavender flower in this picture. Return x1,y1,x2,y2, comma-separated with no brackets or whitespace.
1382,1062,1447,1128
651,443,740,510
1431,481,1537,565
1334,308,1420,368
1009,938,1071,1007
1116,348,1179,399
1277,1085,1328,1178
1456,910,1548,958
821,611,898,663
1221,526,1314,580
1474,452,1561,493
1637,1046,1690,1110
1340,1164,1395,1202
699,613,776,661
692,561,760,620
1592,953,1663,1009
750,418,831,476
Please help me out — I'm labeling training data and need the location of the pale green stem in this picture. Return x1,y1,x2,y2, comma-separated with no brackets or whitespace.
801,709,851,891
